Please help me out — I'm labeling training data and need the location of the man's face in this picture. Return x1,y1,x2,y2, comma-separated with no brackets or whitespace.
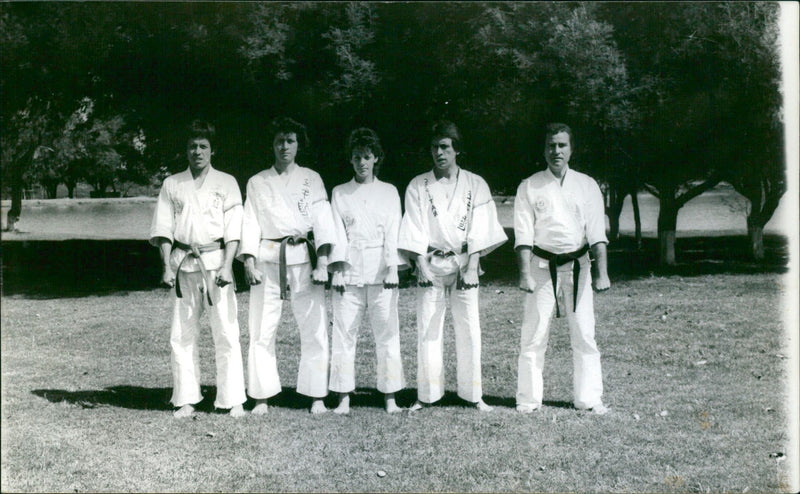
351,147,378,183
430,137,458,171
273,132,298,167
544,131,572,177
187,138,212,171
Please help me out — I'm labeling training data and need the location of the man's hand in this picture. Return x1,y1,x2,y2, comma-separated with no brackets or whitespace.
161,266,176,288
416,256,434,287
383,268,399,289
458,267,479,290
244,258,263,286
519,272,536,293
331,271,346,294
216,265,234,287
311,265,329,285
592,273,610,292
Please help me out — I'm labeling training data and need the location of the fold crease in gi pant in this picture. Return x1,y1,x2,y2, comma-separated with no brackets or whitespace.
247,261,329,399
329,285,405,394
170,270,247,409
416,272,483,404
516,256,603,409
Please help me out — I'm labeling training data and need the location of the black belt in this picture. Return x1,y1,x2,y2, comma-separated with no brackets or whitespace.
427,243,468,257
173,239,225,306
269,232,316,300
532,244,589,318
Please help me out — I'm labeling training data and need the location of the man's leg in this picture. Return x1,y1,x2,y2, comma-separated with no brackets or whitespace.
450,284,487,408
564,262,604,412
170,272,204,416
413,280,448,407
289,263,330,412
207,272,247,416
247,262,284,414
516,264,556,412
367,285,405,398
330,286,366,415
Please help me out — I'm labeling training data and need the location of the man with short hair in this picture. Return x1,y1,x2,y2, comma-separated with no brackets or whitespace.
399,120,507,412
150,120,247,418
514,123,610,415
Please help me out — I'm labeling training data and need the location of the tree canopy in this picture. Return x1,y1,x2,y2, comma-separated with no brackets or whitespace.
1,2,787,263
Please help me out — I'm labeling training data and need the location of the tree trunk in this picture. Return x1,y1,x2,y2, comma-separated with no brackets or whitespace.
607,186,625,241
43,180,59,199
631,190,642,249
66,180,77,199
747,215,765,261
657,199,679,266
6,179,22,231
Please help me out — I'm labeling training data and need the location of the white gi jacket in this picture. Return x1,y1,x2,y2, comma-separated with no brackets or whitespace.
398,168,507,276
514,167,607,253
149,166,243,272
329,178,404,286
238,163,337,264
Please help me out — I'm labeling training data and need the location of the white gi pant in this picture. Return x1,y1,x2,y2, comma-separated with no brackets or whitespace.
170,270,246,409
329,285,405,394
247,261,329,399
516,254,603,409
416,273,483,404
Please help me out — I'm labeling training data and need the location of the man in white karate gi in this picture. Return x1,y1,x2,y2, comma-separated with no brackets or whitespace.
150,120,247,418
239,117,337,415
328,128,406,415
514,122,610,415
398,120,507,412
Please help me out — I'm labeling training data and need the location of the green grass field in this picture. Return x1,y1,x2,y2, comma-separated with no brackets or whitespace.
1,272,795,492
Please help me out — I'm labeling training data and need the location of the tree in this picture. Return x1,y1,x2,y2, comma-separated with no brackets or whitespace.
599,3,784,265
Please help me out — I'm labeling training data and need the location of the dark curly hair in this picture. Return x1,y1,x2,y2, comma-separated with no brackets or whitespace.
268,116,310,154
187,119,216,149
544,122,574,148
346,127,385,177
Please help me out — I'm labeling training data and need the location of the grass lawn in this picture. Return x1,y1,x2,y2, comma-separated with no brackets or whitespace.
1,271,795,492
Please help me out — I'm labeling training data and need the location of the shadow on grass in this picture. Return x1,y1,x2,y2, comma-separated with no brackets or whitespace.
3,231,788,298
32,385,523,412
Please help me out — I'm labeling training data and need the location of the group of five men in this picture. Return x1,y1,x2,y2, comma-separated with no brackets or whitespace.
149,118,610,418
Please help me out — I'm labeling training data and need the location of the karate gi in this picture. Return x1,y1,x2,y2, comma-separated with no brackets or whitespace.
514,167,607,410
328,179,406,394
149,167,247,409
398,168,507,403
239,163,337,399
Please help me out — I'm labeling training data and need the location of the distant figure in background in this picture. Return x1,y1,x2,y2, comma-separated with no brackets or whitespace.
238,117,337,415
149,119,247,418
514,122,610,415
398,120,507,412
328,128,406,414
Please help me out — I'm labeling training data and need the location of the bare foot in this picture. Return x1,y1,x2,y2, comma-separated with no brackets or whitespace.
385,394,402,414
310,399,328,415
591,404,609,415
408,400,428,412
173,404,195,418
251,400,269,416
516,404,538,414
334,394,350,415
229,404,247,418
475,399,493,412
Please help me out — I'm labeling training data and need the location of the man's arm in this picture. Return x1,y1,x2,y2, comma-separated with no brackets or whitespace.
459,252,481,289
591,242,610,292
312,243,331,285
156,237,175,287
216,240,239,287
516,246,536,293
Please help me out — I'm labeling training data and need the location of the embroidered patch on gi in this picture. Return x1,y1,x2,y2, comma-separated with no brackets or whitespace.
534,196,549,214
173,199,184,214
210,190,224,210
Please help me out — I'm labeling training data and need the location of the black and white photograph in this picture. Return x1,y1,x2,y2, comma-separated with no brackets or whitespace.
1,2,798,492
